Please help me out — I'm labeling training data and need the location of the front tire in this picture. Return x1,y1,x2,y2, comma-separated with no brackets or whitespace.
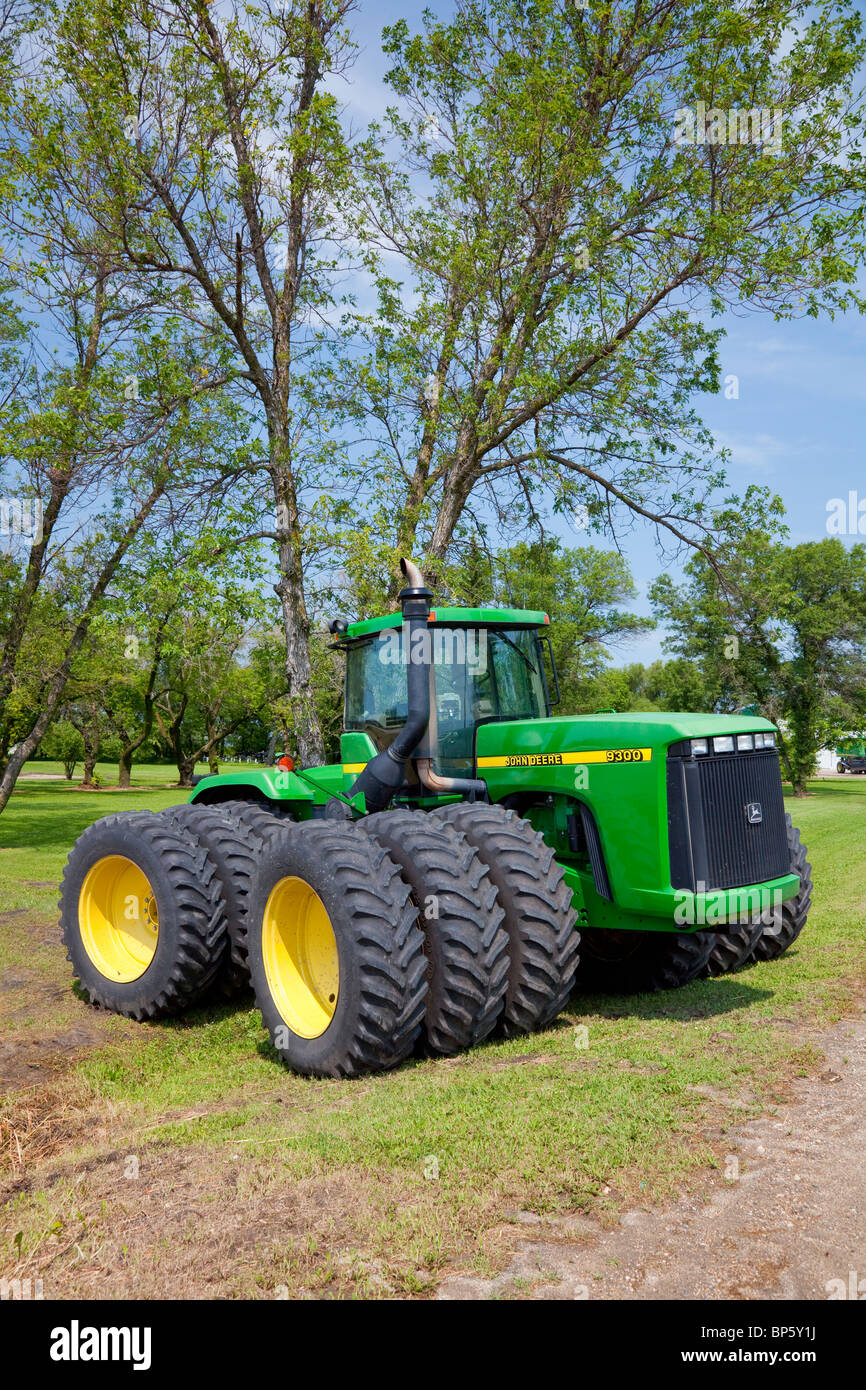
361,809,508,1054
750,815,812,962
431,802,579,1035
701,921,764,977
246,822,427,1077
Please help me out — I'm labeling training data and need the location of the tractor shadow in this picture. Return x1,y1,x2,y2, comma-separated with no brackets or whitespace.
567,971,778,1023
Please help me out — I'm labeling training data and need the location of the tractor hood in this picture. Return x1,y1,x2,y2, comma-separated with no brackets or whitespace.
474,709,778,769
474,710,793,926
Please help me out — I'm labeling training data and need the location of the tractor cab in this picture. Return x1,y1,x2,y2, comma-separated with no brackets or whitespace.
338,608,552,780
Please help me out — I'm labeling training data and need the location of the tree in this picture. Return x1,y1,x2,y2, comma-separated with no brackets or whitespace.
102,626,168,789
150,569,284,786
652,536,866,794
448,536,652,710
43,0,364,764
576,657,714,713
345,0,866,589
42,718,84,781
63,696,113,787
0,30,251,812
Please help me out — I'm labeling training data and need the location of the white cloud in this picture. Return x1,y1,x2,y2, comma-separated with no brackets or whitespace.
712,430,795,473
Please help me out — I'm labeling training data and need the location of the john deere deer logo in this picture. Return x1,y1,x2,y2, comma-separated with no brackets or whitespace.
745,802,763,824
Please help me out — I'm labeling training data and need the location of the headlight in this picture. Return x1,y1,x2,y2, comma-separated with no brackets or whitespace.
759,732,776,748
737,734,754,751
691,738,708,755
713,736,735,753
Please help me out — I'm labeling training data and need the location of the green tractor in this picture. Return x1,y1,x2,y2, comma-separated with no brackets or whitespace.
60,560,812,1078
835,737,866,774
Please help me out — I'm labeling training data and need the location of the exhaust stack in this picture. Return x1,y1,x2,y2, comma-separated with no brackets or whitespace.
347,558,486,813
346,559,433,814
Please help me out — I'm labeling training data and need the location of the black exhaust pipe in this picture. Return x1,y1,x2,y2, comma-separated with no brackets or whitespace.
347,558,486,814
347,560,433,814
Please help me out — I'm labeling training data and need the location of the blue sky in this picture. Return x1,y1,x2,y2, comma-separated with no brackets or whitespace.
338,1,866,665
606,306,866,665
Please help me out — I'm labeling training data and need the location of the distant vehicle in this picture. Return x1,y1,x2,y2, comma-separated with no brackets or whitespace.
836,738,866,774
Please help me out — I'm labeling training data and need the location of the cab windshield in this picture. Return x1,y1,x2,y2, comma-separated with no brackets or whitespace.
344,625,548,775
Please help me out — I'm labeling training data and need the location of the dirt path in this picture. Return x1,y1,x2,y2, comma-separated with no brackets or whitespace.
439,1010,866,1300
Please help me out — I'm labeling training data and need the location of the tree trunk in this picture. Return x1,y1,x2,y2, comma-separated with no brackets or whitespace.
177,757,196,787
270,439,324,766
169,706,189,786
206,717,219,775
425,456,476,588
81,731,100,786
117,744,133,789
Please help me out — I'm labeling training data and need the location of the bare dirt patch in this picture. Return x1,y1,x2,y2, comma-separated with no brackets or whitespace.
0,1027,105,1092
0,911,121,1093
2,1135,444,1299
437,1008,866,1300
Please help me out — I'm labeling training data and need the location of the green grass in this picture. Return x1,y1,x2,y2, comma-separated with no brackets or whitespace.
1,775,865,1297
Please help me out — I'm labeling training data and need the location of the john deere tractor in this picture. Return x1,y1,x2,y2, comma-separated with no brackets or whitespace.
60,560,812,1078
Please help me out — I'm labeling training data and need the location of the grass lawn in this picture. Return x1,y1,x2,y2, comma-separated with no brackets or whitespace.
0,774,864,1299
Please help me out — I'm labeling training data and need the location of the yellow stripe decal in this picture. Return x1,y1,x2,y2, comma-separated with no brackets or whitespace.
477,748,653,769
342,763,367,775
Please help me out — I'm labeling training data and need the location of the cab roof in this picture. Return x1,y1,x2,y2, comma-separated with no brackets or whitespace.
337,606,549,642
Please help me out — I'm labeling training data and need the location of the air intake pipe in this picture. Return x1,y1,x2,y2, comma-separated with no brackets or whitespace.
347,558,486,813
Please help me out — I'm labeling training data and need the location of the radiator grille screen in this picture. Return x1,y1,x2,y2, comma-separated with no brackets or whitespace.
667,751,790,891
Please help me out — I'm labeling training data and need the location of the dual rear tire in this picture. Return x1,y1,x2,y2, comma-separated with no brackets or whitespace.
247,804,579,1074
430,802,580,1034
360,810,509,1055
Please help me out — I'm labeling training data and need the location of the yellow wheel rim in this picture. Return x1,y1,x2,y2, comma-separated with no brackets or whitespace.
78,855,159,983
262,877,339,1039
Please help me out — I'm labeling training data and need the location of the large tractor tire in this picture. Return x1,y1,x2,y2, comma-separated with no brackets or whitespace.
701,921,764,978
161,802,271,996
59,811,226,1020
361,809,509,1054
246,821,427,1078
577,927,714,993
430,802,580,1036
750,815,812,962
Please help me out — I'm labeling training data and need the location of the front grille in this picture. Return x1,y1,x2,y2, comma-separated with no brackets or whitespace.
667,750,790,891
